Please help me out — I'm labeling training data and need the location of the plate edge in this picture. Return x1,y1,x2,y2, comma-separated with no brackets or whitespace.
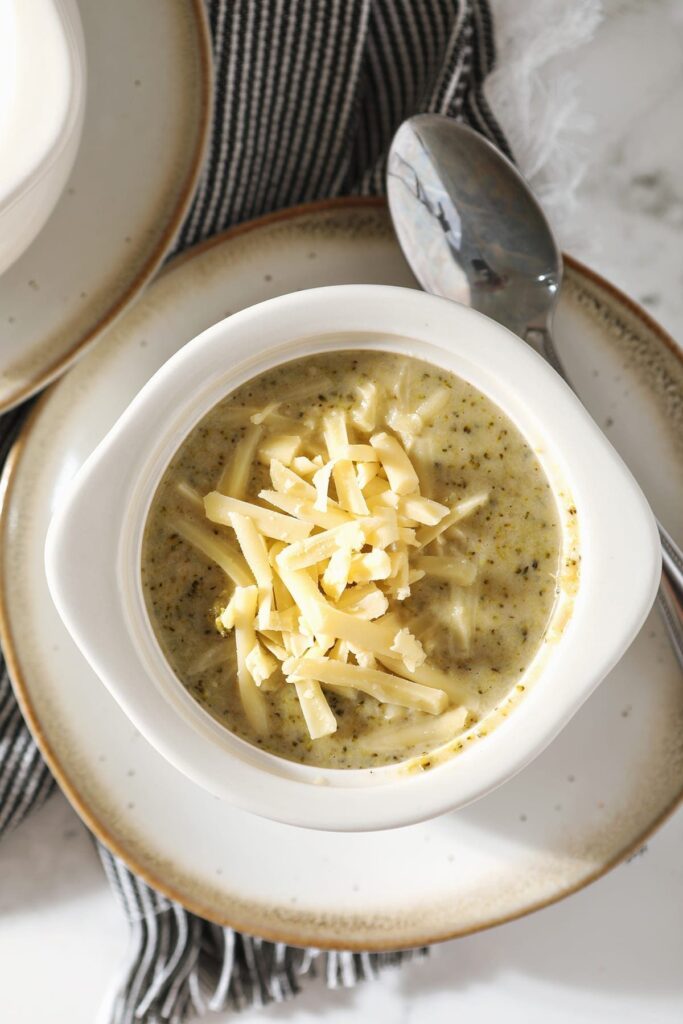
0,0,214,415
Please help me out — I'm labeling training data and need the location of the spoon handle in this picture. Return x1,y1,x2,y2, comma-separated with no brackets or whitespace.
658,574,683,674
660,522,683,603
525,326,683,661
524,327,565,377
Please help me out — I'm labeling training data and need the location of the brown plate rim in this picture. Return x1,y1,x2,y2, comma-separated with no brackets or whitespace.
0,0,213,416
1,196,681,950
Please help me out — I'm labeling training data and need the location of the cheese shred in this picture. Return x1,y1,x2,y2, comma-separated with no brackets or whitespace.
175,393,486,742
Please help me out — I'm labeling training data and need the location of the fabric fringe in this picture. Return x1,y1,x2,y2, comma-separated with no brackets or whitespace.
486,0,603,250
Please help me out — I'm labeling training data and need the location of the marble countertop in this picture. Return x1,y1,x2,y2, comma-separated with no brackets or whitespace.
1,4,682,1022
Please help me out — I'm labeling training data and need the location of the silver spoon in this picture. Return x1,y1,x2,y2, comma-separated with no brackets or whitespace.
387,113,683,667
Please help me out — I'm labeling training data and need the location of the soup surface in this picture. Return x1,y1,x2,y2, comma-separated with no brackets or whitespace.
142,351,562,769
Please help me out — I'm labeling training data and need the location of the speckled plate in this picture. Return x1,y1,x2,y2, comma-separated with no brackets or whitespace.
1,199,682,949
0,0,211,414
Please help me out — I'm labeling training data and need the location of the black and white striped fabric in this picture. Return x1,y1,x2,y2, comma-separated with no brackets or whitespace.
174,0,510,251
0,3,510,1021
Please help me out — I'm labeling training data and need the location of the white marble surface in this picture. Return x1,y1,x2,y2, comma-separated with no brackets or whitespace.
563,0,683,344
2,4,682,1022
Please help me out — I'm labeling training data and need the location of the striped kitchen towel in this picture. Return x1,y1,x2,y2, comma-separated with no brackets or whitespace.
0,2,509,1021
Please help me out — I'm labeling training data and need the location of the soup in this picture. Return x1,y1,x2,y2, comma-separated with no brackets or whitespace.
142,351,562,769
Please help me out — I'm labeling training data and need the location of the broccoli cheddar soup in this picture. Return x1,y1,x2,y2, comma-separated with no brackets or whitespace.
142,351,563,770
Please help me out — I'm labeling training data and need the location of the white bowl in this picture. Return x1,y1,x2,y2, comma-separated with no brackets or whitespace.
0,0,86,276
45,286,660,831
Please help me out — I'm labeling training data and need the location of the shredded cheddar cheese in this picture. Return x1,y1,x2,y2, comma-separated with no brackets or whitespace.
177,403,488,741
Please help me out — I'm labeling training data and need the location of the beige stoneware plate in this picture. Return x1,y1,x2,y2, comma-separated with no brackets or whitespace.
1,199,682,949
0,0,211,414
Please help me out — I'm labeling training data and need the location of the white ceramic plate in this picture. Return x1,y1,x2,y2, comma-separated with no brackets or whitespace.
2,200,682,949
0,0,211,414
44,284,657,831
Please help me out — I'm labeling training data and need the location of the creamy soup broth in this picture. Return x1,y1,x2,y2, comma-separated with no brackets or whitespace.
142,351,562,769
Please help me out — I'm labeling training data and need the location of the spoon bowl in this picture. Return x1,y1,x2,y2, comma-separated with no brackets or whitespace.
387,114,561,339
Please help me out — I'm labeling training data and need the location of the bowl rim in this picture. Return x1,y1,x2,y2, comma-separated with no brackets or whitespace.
44,284,661,831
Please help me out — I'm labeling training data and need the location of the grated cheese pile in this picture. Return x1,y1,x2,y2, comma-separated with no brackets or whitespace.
177,397,488,743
